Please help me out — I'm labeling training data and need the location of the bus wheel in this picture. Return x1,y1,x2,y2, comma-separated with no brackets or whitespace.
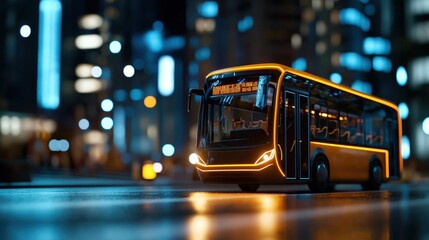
308,156,330,193
238,184,260,192
362,161,382,191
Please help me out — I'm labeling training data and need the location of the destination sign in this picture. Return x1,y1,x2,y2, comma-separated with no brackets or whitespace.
212,81,258,95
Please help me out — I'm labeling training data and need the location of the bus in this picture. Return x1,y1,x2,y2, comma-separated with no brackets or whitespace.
188,63,402,192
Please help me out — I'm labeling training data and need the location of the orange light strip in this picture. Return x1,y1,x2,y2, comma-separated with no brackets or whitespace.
196,164,274,173
311,141,390,178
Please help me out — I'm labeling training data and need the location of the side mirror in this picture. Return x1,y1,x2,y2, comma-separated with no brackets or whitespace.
187,88,204,112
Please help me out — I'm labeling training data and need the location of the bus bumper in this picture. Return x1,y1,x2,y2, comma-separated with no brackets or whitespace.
195,162,284,184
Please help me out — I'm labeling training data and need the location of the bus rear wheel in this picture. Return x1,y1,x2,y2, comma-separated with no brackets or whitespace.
362,161,382,191
238,184,260,192
308,155,330,193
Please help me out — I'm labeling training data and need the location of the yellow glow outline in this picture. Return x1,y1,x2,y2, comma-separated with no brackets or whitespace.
254,149,276,165
311,141,390,178
196,163,274,173
203,63,403,179
193,149,276,168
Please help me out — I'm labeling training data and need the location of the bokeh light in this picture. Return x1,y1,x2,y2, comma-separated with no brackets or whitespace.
402,135,410,160
398,102,409,120
109,40,122,54
101,99,114,112
20,25,31,38
422,117,429,135
78,118,90,130
144,96,157,108
162,144,175,157
101,117,114,130
123,65,135,77
153,162,163,173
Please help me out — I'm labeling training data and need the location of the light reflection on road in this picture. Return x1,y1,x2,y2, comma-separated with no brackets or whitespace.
186,191,396,240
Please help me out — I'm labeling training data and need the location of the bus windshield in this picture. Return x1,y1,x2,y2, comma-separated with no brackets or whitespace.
203,75,275,148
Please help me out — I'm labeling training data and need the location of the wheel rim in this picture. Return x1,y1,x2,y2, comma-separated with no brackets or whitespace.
372,165,382,183
316,162,328,183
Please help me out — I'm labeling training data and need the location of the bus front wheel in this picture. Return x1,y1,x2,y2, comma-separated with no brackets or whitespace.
362,161,382,191
238,184,260,192
308,156,330,193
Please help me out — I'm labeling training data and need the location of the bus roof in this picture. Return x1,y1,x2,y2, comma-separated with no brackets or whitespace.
206,63,399,112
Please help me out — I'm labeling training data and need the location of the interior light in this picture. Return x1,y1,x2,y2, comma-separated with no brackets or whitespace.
79,14,103,30
75,34,103,49
84,130,107,145
75,64,94,78
75,78,104,93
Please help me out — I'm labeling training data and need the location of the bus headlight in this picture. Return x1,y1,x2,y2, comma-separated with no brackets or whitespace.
189,153,206,166
254,149,275,165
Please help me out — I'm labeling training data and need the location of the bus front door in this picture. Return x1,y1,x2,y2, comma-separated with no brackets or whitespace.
284,90,310,180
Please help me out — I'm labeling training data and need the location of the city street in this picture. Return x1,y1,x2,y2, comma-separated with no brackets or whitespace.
1,174,428,239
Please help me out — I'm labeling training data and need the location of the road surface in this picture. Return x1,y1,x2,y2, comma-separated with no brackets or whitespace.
0,174,428,239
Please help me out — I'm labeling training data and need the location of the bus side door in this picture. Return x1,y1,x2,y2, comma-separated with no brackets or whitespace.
282,90,310,180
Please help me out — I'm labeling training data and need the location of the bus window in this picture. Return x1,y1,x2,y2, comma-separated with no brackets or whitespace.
340,92,364,145
327,90,339,142
364,101,386,147
310,85,328,141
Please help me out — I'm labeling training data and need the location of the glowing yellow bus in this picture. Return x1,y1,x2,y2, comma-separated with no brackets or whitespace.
188,63,402,192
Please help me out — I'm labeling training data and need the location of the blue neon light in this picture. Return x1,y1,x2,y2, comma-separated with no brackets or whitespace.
363,37,391,55
37,0,62,110
372,56,392,72
292,58,307,71
340,52,371,72
158,55,175,97
351,80,372,94
339,8,370,32
198,1,218,18
237,16,254,32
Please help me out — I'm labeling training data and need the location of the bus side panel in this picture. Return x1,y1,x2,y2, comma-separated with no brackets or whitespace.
310,142,388,182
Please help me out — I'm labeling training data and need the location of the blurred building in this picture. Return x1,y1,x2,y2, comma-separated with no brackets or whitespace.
186,0,416,165
406,0,429,164
1,0,429,177
0,0,189,176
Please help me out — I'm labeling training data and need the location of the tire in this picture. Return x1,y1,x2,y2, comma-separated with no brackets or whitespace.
362,161,382,191
238,184,260,192
308,155,330,193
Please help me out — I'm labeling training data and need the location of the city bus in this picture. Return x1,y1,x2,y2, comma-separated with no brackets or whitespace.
188,63,402,192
